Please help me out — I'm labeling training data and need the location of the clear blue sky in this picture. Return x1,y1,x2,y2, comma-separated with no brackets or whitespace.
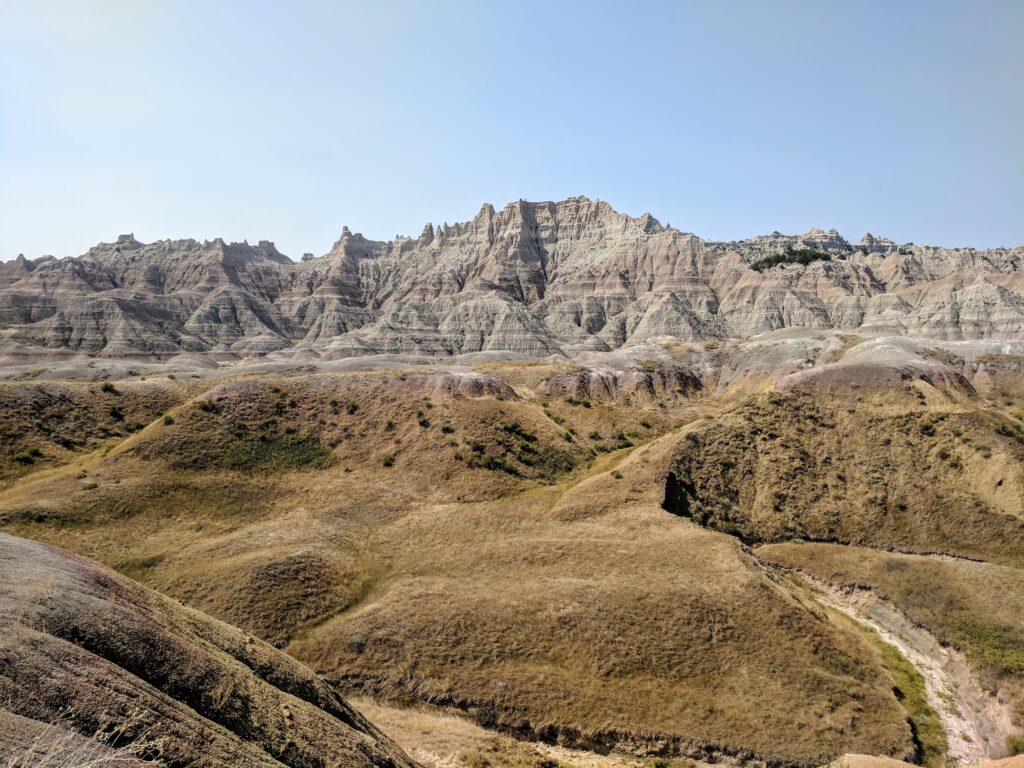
1,0,1021,261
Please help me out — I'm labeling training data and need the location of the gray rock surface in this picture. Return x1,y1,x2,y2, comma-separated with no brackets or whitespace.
2,197,1022,357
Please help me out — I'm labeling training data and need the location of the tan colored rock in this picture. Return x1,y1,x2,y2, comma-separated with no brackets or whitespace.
2,198,1022,357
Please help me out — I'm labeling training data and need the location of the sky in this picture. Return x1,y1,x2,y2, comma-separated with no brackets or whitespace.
1,0,1022,261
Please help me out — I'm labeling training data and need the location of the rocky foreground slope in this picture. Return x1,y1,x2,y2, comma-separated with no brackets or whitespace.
0,532,417,768
2,197,1022,357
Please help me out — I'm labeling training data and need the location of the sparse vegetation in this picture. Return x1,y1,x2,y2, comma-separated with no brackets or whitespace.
951,620,1024,675
3,349,1022,766
1,709,167,768
749,246,833,272
13,448,42,465
1008,732,1024,755
223,432,331,473
862,626,947,768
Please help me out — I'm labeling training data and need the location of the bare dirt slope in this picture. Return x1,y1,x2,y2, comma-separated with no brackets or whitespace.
0,532,417,768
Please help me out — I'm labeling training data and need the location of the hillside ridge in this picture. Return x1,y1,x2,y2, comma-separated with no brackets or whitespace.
2,197,1023,357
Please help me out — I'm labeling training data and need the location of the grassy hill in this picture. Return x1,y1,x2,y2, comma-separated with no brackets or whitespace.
2,339,1023,765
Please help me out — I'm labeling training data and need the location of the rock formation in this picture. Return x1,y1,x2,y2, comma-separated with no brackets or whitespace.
2,197,1022,357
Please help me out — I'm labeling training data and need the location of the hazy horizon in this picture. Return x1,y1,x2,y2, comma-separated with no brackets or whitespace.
2,0,1022,261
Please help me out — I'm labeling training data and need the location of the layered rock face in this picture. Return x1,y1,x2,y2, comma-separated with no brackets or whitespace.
2,198,1022,357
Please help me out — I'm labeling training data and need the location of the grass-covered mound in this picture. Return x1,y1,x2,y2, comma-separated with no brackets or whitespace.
663,390,1024,566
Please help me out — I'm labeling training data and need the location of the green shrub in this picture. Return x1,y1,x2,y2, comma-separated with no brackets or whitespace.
996,421,1024,444
499,420,535,441
465,452,519,475
14,448,42,464
1007,733,1024,755
163,415,175,425
610,431,632,449
750,246,833,272
101,381,118,394
952,621,1024,675
224,433,331,473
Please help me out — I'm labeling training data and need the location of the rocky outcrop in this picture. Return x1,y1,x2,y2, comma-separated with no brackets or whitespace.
0,533,418,768
2,198,1022,357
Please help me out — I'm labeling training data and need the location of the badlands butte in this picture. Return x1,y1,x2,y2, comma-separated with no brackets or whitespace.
1,196,1023,357
0,198,1023,768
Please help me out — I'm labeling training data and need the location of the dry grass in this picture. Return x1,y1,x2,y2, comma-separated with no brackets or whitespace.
758,542,1024,724
2,710,163,768
0,533,416,768
0,367,916,765
284,429,913,765
351,696,704,768
3,356,1022,766
0,379,187,485
662,389,1024,566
